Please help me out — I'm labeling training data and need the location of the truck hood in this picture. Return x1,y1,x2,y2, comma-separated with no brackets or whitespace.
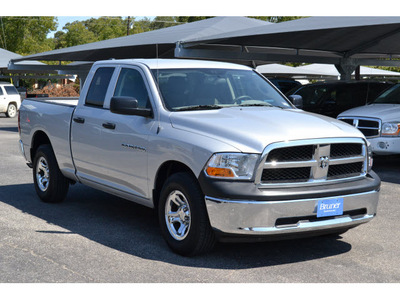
338,104,400,122
170,107,364,153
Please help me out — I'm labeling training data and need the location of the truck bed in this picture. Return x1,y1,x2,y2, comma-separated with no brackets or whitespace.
19,97,78,181
25,97,79,107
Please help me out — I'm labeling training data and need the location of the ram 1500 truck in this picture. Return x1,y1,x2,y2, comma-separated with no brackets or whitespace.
338,83,400,155
19,59,380,256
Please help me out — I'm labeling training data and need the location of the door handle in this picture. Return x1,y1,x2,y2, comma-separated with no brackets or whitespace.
73,117,85,124
102,122,116,130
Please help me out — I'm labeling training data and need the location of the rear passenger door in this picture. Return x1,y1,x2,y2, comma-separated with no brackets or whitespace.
71,64,156,200
71,66,117,187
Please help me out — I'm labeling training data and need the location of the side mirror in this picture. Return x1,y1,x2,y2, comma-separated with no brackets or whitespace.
288,95,303,109
110,96,153,118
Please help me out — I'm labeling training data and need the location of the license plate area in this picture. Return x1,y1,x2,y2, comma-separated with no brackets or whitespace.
317,198,344,218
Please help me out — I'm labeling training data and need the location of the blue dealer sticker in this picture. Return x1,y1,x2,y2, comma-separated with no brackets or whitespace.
317,198,344,218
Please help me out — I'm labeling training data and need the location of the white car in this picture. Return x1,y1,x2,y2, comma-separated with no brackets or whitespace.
0,82,21,118
338,83,400,155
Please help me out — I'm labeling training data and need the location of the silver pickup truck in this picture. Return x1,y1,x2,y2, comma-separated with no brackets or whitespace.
338,83,400,155
19,59,380,256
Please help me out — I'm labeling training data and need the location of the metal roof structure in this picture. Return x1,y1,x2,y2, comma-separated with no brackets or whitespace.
257,63,400,80
0,48,45,72
10,17,270,63
295,63,400,79
176,16,400,79
256,63,331,78
9,16,400,81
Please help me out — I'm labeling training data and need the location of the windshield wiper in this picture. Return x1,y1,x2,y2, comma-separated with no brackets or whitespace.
175,104,223,111
239,103,272,107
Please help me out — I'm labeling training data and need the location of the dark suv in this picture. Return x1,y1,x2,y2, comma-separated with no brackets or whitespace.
286,81,394,118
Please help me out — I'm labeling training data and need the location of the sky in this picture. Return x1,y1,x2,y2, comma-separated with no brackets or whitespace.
48,16,96,37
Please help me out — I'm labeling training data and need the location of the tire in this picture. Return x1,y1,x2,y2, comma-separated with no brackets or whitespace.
6,103,17,118
32,144,69,203
158,172,216,256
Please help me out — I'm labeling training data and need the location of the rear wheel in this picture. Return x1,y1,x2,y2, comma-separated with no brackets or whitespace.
33,144,69,203
158,172,215,256
6,103,17,118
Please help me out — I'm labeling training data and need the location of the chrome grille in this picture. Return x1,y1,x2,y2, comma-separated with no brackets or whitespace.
338,117,381,138
256,138,367,187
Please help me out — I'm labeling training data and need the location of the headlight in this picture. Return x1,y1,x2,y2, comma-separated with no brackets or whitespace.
381,122,400,136
204,153,260,180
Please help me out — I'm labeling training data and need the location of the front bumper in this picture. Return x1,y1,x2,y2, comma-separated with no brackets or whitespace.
369,137,400,155
202,173,380,239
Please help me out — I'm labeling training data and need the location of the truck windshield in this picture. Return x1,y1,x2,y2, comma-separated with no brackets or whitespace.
152,68,292,111
373,83,400,104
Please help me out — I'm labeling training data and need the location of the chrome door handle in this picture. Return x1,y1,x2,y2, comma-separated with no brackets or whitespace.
102,122,116,130
73,117,85,124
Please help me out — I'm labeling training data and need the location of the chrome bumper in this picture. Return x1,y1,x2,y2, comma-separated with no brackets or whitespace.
369,137,400,155
205,190,379,236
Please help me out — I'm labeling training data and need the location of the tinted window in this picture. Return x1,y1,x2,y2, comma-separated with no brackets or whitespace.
4,86,18,95
292,86,328,107
114,68,150,108
373,84,400,104
367,83,393,102
0,87,3,96
86,67,115,107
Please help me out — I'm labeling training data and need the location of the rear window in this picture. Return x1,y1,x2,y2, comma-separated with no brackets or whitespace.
86,67,115,107
4,86,18,95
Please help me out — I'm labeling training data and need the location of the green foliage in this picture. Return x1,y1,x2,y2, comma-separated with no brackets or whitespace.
0,16,306,56
249,16,306,23
0,16,57,55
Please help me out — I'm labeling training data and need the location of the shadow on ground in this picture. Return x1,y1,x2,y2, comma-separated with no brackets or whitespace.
0,182,352,269
372,155,400,185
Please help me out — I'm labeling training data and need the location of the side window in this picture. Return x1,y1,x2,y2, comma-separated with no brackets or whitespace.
0,87,3,96
4,86,19,95
85,67,115,107
114,68,150,109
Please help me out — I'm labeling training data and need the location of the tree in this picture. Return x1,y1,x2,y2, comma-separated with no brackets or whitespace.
86,17,127,40
150,16,178,30
250,16,305,23
54,21,97,49
0,16,57,55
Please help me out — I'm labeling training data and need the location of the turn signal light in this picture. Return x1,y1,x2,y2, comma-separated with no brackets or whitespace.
206,167,235,178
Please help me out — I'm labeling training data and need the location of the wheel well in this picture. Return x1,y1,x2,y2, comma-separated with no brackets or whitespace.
8,102,18,107
30,131,51,160
153,161,197,209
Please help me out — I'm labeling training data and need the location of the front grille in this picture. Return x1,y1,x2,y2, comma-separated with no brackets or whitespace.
257,138,366,186
266,145,314,162
327,162,364,179
330,143,362,159
338,117,381,138
261,167,311,183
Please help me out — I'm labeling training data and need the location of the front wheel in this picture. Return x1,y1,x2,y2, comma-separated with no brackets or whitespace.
33,144,69,203
158,172,215,256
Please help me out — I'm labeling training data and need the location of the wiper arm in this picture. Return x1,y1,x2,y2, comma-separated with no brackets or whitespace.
239,103,273,107
175,105,223,111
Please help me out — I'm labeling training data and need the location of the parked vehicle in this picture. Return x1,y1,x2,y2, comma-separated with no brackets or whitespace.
0,82,21,118
268,77,302,94
286,81,393,118
19,59,380,256
338,83,400,155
